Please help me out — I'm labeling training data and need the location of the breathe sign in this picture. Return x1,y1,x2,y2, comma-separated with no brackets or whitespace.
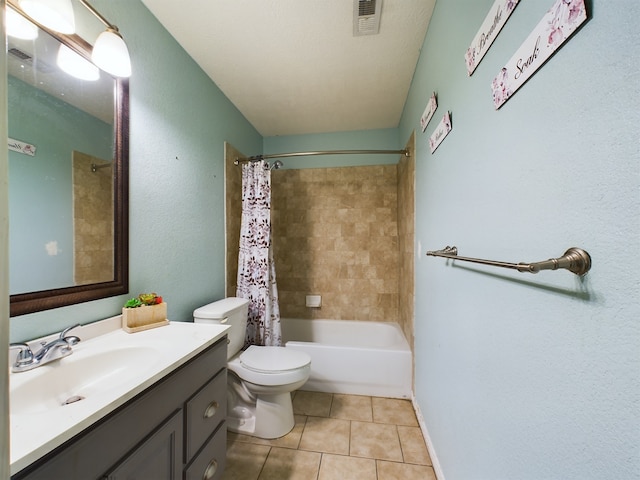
491,0,588,109
465,0,520,76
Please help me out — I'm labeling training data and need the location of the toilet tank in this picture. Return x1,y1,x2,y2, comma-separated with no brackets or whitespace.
193,297,249,359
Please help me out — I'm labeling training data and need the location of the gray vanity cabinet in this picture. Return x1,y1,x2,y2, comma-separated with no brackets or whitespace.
12,336,228,480
103,409,183,479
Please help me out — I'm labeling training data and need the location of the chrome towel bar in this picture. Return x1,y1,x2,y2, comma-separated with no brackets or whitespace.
426,246,591,276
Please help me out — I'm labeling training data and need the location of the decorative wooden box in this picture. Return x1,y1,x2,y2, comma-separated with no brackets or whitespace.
122,302,169,333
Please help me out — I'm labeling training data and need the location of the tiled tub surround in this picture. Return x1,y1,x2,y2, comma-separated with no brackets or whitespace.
223,391,435,480
225,152,416,359
271,165,399,322
396,134,415,356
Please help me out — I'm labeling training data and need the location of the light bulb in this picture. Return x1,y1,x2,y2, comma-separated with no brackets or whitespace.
6,8,39,40
19,0,75,34
57,44,100,81
92,28,132,78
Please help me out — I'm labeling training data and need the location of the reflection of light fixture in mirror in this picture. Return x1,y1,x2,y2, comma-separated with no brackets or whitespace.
18,0,75,34
77,0,132,78
6,7,39,39
57,44,100,81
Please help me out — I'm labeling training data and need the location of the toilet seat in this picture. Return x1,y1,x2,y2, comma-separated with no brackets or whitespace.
240,346,310,373
229,346,311,386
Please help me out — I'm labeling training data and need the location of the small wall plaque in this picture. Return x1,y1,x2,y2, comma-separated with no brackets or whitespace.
8,137,36,156
429,112,452,154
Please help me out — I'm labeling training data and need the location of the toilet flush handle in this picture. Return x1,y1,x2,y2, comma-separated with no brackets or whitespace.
220,317,228,324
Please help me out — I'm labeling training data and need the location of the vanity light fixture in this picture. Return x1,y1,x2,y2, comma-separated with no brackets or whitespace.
78,0,132,78
18,0,75,34
6,6,39,39
57,44,100,81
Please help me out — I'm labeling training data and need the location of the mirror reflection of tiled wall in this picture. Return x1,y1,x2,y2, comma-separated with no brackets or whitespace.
72,151,114,286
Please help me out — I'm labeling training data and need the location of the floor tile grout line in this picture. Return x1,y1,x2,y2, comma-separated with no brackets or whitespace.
396,423,406,464
256,445,272,480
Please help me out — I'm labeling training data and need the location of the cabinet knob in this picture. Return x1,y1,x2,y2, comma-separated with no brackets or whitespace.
202,459,218,480
203,401,219,418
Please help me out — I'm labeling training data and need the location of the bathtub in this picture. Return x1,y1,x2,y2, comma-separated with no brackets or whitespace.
281,318,412,399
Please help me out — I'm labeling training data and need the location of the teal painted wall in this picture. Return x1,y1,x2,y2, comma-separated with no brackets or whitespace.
263,128,400,168
5,1,640,477
398,1,640,479
8,76,112,294
10,0,262,341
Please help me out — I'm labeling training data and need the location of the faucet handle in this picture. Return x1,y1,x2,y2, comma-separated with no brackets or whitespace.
59,324,81,340
64,336,81,347
9,343,34,366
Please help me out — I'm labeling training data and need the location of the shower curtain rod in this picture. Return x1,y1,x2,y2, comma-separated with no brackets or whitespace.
234,149,409,165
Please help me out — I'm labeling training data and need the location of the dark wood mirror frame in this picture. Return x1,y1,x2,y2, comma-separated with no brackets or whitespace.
8,5,129,316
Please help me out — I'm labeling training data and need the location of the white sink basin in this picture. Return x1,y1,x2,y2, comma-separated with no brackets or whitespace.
10,318,229,476
10,346,161,416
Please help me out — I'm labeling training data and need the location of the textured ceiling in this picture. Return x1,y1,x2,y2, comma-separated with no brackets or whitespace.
140,0,435,137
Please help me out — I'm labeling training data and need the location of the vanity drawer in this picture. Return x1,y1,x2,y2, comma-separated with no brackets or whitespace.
184,422,226,480
185,367,227,462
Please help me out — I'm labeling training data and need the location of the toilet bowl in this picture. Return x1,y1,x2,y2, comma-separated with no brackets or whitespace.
194,297,311,439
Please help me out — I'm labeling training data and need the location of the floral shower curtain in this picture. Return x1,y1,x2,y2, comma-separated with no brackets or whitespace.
236,160,282,347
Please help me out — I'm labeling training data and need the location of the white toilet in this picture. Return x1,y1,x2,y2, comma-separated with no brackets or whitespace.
193,297,311,439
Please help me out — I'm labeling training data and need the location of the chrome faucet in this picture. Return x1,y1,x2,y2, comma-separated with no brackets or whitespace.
9,324,81,373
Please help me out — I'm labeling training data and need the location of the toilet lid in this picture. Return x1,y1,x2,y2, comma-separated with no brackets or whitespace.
240,346,310,373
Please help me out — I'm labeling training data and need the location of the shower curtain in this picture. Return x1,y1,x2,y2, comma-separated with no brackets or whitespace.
236,160,282,347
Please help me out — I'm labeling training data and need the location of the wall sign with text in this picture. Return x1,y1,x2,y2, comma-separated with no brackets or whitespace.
491,0,588,109
429,112,452,154
420,93,438,132
8,137,36,156
465,0,520,76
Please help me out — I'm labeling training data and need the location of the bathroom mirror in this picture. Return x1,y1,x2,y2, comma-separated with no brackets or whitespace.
7,2,129,316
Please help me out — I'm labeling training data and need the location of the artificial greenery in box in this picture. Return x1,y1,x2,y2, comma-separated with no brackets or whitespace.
122,293,168,333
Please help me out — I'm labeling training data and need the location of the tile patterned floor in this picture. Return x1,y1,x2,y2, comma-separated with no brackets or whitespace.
222,391,437,480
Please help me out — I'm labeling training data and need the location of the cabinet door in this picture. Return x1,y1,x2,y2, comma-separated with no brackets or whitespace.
102,409,183,480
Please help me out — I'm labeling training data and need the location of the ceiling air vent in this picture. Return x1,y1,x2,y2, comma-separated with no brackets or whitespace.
8,47,31,61
353,0,382,36
8,45,56,74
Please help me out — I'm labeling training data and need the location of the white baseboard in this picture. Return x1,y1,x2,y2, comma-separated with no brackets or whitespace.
411,394,446,480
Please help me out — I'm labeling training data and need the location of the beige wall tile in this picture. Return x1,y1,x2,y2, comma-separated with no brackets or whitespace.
224,142,244,298
72,151,113,285
271,165,399,322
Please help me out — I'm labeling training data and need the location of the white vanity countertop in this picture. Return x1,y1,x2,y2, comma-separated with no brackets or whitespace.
10,317,229,475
